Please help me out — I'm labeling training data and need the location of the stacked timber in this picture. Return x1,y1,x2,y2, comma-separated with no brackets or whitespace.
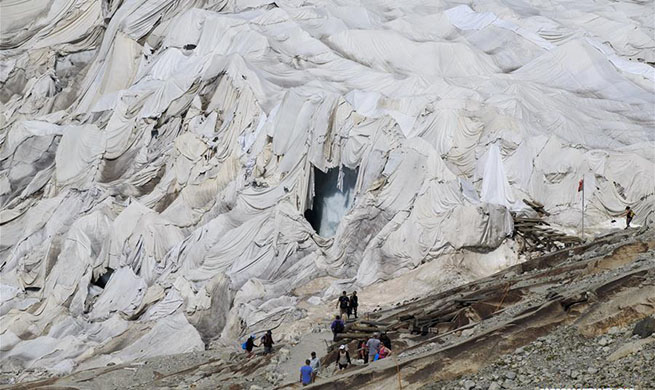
333,320,391,342
513,215,582,253
523,199,550,216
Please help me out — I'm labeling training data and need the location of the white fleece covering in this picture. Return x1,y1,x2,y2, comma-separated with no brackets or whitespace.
0,0,653,374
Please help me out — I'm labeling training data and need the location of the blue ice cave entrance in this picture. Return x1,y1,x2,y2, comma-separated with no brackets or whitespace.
304,166,358,237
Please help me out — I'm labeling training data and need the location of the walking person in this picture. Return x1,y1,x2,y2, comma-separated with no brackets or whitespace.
366,333,381,363
337,291,350,319
300,360,313,386
623,206,636,229
331,315,345,341
261,330,274,355
349,291,359,318
243,334,258,357
335,345,351,370
309,351,320,382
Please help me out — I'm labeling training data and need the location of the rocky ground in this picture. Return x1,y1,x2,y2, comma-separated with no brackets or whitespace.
427,319,655,390
293,228,655,390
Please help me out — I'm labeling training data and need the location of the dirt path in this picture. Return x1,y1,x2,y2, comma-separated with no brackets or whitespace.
277,329,332,384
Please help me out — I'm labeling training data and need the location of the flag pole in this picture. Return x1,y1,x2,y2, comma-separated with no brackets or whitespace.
581,179,584,241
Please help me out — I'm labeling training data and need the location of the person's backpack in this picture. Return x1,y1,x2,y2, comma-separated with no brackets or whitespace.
332,320,344,333
339,296,349,308
241,341,248,350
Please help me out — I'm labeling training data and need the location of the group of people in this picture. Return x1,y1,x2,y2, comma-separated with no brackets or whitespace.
358,332,392,364
299,332,393,386
299,351,321,386
330,291,360,341
337,332,394,368
242,330,275,357
336,291,358,319
334,331,393,370
243,291,393,386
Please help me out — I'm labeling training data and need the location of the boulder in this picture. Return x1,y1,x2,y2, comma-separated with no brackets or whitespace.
632,317,655,339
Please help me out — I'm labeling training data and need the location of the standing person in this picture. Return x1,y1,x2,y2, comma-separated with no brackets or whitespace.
335,345,351,370
380,331,391,349
300,360,313,386
243,335,258,357
350,291,359,318
331,315,345,341
309,351,320,382
366,333,381,363
357,339,369,364
623,206,636,229
261,330,274,355
337,291,350,319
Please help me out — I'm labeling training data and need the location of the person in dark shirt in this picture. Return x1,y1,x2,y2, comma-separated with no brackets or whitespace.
380,332,391,349
331,315,345,341
337,291,350,318
623,206,636,229
350,291,359,318
244,335,258,357
261,330,274,355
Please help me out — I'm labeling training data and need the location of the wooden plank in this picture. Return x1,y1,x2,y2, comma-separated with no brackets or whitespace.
359,320,391,327
347,325,382,333
334,332,372,340
514,217,547,223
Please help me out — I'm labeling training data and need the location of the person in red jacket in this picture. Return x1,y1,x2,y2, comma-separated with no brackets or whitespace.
357,339,369,363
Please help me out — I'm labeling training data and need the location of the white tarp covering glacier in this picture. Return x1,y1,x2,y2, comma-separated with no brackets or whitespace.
0,0,653,375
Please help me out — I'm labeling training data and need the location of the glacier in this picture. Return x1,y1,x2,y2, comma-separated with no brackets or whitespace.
0,0,654,377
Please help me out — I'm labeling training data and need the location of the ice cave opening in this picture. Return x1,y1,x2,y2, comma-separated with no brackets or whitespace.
92,267,114,289
304,166,358,237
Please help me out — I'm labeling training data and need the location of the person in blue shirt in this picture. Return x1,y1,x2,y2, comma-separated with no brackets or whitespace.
300,360,313,386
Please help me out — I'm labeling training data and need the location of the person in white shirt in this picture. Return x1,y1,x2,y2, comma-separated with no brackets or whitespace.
309,351,320,382
335,345,351,370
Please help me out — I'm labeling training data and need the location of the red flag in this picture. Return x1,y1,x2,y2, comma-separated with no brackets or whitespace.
577,179,584,192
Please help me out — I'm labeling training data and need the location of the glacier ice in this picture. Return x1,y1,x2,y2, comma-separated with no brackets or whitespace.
0,0,654,375
304,166,358,237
